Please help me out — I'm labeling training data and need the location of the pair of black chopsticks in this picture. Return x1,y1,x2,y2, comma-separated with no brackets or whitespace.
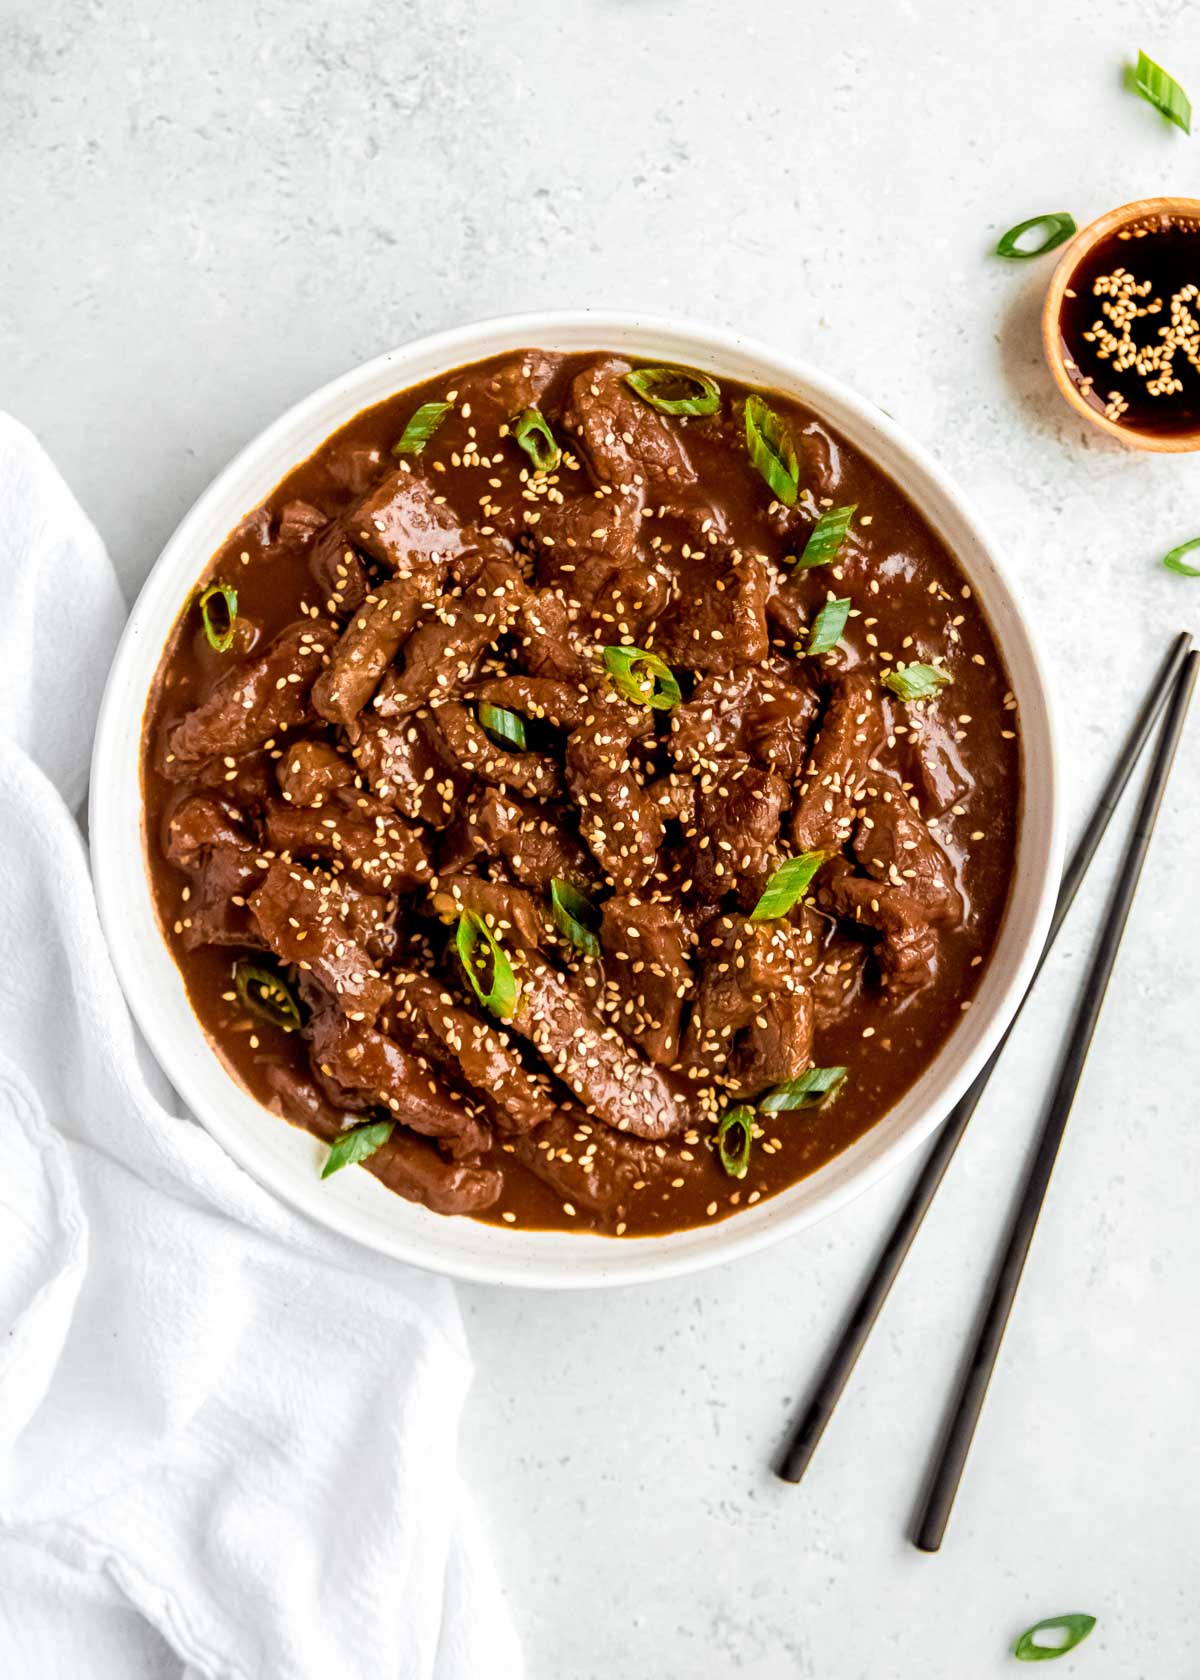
775,630,1197,1550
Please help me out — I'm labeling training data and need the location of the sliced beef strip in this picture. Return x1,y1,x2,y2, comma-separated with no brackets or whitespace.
309,523,369,617
854,782,962,925
393,971,555,1134
484,349,561,414
598,896,692,1067
648,771,696,825
743,676,820,779
903,713,974,817
248,858,390,1024
432,701,563,801
308,1008,489,1158
352,710,468,828
654,553,771,675
461,788,593,891
819,860,940,996
312,572,447,728
668,664,816,779
682,916,815,1097
790,671,885,854
528,484,643,574
513,1109,691,1217
563,357,697,493
262,1062,502,1216
163,619,334,772
277,739,356,807
275,499,329,549
810,938,869,1033
429,874,550,950
508,959,687,1140
511,589,592,682
474,674,593,731
565,706,665,894
587,559,671,643
687,760,788,908
374,554,528,719
345,467,469,573
265,792,434,895
162,794,263,950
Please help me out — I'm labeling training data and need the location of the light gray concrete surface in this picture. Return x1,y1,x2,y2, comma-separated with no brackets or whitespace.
3,2,1199,1676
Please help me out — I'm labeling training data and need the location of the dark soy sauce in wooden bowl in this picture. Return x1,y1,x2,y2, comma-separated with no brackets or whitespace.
1058,211,1200,436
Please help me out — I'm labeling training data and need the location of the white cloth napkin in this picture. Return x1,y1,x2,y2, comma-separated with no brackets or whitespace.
0,414,521,1680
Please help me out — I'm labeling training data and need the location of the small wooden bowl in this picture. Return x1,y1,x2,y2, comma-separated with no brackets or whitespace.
1041,195,1200,453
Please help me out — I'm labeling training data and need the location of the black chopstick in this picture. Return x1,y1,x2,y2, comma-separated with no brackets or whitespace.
776,629,1194,1487
915,646,1198,1551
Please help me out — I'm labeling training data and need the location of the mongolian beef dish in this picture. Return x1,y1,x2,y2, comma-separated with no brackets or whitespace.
142,348,1021,1236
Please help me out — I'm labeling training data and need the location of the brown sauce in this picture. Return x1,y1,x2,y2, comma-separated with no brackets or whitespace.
1058,212,1200,433
141,348,1021,1237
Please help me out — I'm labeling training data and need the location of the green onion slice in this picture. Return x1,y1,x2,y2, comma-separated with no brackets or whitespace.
1126,49,1191,134
881,662,952,703
321,1119,395,1179
750,852,827,921
478,701,528,750
550,878,600,957
512,406,561,474
995,213,1077,260
199,582,238,652
794,504,857,569
806,596,852,656
624,366,721,417
602,644,682,711
233,960,303,1032
760,1067,849,1111
1013,1614,1097,1663
455,909,518,1019
716,1106,754,1179
392,400,452,456
1163,537,1200,578
744,393,800,506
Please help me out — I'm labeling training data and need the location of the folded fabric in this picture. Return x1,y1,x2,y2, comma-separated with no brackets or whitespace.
0,413,521,1680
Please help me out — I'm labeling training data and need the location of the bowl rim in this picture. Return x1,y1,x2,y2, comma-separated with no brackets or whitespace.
90,308,1063,1289
1041,195,1200,453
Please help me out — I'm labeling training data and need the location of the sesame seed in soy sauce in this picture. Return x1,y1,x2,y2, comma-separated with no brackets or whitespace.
1057,211,1200,435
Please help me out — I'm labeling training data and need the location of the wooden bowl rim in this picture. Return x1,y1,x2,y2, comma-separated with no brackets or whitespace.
1040,195,1200,454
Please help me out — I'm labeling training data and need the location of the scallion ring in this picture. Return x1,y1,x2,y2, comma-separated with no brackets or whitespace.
806,596,851,656
602,644,682,711
995,213,1077,261
199,581,238,652
1162,537,1200,578
716,1106,754,1180
512,406,561,474
392,400,452,456
1125,49,1191,134
1013,1613,1097,1662
478,701,528,750
759,1068,849,1111
793,504,857,569
455,909,518,1019
321,1119,394,1180
744,393,800,505
550,878,600,957
750,852,827,921
881,662,952,703
233,960,303,1033
624,366,721,417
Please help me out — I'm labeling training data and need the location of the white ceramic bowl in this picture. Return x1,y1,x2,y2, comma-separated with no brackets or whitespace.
90,310,1062,1289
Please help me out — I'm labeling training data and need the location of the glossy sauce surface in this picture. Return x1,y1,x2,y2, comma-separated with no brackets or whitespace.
142,349,1021,1236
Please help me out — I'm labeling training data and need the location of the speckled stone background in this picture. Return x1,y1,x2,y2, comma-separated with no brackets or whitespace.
3,2,1198,1676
